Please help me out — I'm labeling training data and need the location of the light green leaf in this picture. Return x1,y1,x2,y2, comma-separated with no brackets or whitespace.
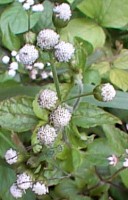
60,18,105,49
33,96,49,121
72,102,120,128
57,146,82,172
2,25,21,51
77,0,128,28
91,61,110,75
74,37,93,71
0,96,38,132
114,49,128,69
110,68,128,91
103,125,128,154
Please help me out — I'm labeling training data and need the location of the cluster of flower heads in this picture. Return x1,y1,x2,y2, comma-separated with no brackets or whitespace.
1,3,74,80
18,0,44,11
107,149,128,167
37,28,75,62
4,148,48,199
37,89,72,146
2,49,53,80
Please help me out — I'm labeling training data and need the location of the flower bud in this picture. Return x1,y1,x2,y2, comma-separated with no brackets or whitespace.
93,83,116,102
23,31,36,44
52,3,72,28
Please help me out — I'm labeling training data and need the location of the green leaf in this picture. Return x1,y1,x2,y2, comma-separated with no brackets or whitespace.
85,138,113,166
33,0,54,32
0,2,41,34
72,102,120,128
0,2,28,34
0,166,16,200
77,0,128,28
55,179,78,198
83,69,101,85
0,96,38,132
0,0,13,4
91,61,110,75
2,25,21,51
60,18,105,49
120,169,128,188
74,37,93,71
110,68,128,91
57,146,82,172
31,121,46,153
0,129,15,158
33,96,49,121
114,49,128,69
102,125,128,154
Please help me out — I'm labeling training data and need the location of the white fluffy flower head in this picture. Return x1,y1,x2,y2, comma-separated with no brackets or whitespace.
32,182,48,195
101,83,116,102
53,3,72,21
10,183,24,199
50,105,72,128
5,148,18,165
19,44,39,65
54,41,75,62
17,172,32,190
37,29,59,50
38,89,58,109
37,124,57,145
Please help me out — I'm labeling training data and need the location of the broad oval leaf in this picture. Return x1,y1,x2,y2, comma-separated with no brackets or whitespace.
0,96,38,132
0,2,41,34
60,18,106,49
77,0,128,28
110,68,128,91
72,102,120,128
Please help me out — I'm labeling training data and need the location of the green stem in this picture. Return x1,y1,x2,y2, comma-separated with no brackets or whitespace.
63,92,93,102
50,61,61,101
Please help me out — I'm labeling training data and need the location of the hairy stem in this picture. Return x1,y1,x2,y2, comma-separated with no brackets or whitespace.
51,63,61,101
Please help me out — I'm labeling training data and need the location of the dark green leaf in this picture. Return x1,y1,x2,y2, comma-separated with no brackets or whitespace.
72,102,120,128
2,25,21,51
0,0,13,4
103,125,128,154
0,96,38,132
0,129,15,158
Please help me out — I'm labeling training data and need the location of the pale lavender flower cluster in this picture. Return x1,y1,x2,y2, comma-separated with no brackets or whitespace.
37,89,72,146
